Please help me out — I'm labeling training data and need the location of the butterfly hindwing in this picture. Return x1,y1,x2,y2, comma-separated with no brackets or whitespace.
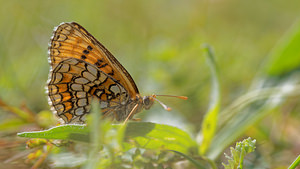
48,58,130,123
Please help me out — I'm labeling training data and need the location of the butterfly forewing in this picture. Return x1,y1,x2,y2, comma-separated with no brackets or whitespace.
48,22,139,97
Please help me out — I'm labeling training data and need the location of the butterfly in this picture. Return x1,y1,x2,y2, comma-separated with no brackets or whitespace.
47,22,187,124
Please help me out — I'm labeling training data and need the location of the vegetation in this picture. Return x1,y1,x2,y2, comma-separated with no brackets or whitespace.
1,0,300,168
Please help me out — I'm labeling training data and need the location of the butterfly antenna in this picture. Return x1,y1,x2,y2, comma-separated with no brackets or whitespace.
155,95,188,100
152,97,172,111
152,94,188,111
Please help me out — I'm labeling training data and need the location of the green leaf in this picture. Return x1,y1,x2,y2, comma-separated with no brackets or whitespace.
17,122,197,155
17,124,90,142
123,122,197,154
266,21,300,76
199,44,221,155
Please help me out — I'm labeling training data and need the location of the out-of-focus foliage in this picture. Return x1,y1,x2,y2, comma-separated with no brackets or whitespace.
223,137,256,169
199,45,220,155
1,0,300,168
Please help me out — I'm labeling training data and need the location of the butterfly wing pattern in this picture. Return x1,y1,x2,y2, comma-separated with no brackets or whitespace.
47,22,149,124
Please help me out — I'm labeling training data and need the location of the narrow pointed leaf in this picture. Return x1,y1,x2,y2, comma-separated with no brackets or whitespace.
199,44,221,155
17,124,89,142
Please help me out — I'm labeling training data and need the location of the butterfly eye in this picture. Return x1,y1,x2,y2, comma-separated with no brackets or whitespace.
143,96,154,110
143,96,150,105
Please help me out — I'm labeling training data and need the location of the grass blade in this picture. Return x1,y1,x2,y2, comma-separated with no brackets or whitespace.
199,44,221,155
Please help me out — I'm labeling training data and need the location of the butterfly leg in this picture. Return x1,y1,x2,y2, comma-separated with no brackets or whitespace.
123,104,139,124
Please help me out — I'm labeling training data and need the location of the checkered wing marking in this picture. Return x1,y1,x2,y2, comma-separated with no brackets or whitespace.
48,58,129,123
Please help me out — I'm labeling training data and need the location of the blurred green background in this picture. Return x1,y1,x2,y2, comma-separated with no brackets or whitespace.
1,0,300,168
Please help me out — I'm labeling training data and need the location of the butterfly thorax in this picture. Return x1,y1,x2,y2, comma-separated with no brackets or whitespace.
111,94,155,121
104,94,143,121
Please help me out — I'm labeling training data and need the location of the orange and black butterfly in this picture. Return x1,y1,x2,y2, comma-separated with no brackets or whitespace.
47,22,187,124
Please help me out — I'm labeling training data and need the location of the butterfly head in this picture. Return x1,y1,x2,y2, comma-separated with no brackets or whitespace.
124,94,188,123
142,95,156,110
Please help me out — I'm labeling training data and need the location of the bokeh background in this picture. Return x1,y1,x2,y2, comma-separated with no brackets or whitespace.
1,0,300,168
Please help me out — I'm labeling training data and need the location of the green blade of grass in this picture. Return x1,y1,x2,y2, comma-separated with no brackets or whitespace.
199,44,221,155
266,20,300,76
288,155,300,169
83,100,104,169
